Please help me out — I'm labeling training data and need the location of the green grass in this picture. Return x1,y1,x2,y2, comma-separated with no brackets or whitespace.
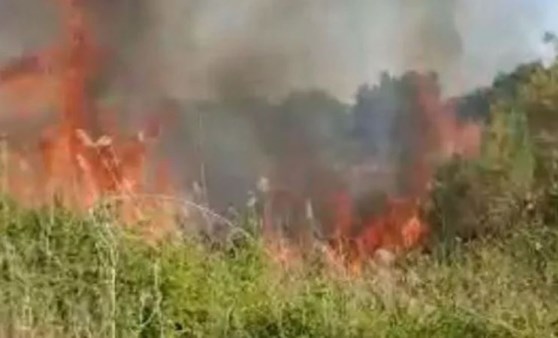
0,199,556,337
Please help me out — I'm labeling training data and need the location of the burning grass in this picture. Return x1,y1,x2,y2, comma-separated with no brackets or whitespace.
0,0,486,264
0,1,556,335
0,0,185,242
0,197,556,337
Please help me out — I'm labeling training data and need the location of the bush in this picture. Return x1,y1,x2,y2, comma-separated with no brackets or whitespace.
426,157,527,254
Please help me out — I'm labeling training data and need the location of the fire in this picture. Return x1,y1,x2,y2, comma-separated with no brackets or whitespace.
257,71,481,271
0,0,482,265
326,74,480,268
0,0,178,239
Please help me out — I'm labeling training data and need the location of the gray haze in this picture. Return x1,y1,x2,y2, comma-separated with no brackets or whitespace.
154,0,556,100
0,0,555,101
0,0,556,212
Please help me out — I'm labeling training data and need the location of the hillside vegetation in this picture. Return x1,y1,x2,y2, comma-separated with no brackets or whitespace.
2,53,558,338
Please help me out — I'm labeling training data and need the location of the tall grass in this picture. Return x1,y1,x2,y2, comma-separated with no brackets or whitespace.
0,197,556,337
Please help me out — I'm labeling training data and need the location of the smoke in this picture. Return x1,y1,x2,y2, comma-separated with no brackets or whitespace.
399,0,462,77
0,0,554,100
152,0,554,99
0,0,554,211
0,0,58,57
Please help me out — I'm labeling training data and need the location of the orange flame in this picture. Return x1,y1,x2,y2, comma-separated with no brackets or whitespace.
256,74,481,271
0,0,179,240
0,0,482,263
327,74,480,269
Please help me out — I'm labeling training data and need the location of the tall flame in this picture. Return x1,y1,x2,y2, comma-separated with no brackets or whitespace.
0,0,482,263
329,74,481,269
0,0,178,239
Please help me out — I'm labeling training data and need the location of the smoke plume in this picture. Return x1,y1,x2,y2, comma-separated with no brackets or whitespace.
0,0,554,100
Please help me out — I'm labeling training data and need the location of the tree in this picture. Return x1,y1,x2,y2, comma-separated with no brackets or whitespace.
482,102,534,188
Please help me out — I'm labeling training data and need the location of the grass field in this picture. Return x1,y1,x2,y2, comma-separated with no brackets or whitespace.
0,198,556,338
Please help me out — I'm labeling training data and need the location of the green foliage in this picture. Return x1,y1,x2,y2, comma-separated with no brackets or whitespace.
427,158,524,255
482,102,535,188
518,62,558,139
426,54,558,251
529,149,558,226
427,99,535,250
0,198,556,337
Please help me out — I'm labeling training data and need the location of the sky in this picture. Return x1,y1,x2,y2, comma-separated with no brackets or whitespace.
543,0,558,32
